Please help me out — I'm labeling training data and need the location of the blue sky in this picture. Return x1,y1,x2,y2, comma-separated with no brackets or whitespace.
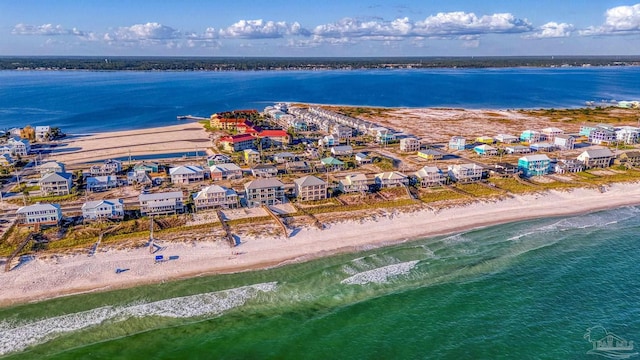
1,0,639,56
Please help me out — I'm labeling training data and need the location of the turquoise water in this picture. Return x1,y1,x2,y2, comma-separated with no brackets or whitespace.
2,67,640,133
2,206,640,359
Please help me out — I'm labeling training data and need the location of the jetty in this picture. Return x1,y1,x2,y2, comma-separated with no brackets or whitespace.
177,115,209,121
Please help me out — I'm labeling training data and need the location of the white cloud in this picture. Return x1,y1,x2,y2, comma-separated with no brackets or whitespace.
524,22,574,39
104,22,181,43
219,19,309,39
313,17,414,38
414,12,532,36
11,23,95,39
580,4,640,35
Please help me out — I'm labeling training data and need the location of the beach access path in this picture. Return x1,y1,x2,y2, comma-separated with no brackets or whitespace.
2,182,640,306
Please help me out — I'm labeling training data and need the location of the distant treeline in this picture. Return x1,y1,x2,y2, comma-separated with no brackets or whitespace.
1,56,640,71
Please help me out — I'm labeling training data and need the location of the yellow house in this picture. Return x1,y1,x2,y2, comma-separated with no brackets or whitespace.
475,136,495,144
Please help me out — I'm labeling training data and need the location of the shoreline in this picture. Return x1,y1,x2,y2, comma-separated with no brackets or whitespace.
2,182,640,307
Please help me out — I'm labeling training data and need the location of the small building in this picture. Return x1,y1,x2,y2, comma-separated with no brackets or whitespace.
473,144,498,156
374,171,409,188
577,148,614,168
81,199,125,221
39,172,72,196
38,161,66,175
529,142,556,152
169,166,206,184
251,164,278,178
518,154,551,177
494,134,519,143
505,145,532,154
355,152,372,164
616,151,640,168
579,123,615,137
475,136,495,144
127,170,152,185
139,191,184,216
588,128,616,145
541,127,564,140
207,154,232,166
134,162,160,174
193,185,239,210
520,130,543,143
330,145,353,157
86,175,118,192
90,159,122,176
417,149,444,160
321,157,345,171
338,173,369,193
7,137,30,156
321,135,336,147
554,134,576,150
294,175,328,202
554,159,584,174
35,126,51,142
332,125,353,141
219,134,256,152
258,129,290,148
244,178,285,207
448,136,466,151
209,163,243,180
400,138,421,152
615,126,640,144
16,203,62,226
286,161,312,173
414,166,447,187
243,149,261,164
488,163,519,177
447,164,483,183
272,152,295,164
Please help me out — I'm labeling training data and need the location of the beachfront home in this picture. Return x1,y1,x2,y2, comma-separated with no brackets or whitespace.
258,129,290,148
494,134,519,143
330,145,353,157
294,175,328,202
616,126,640,144
320,135,336,147
35,126,51,142
86,175,118,192
16,203,62,226
577,148,614,168
244,178,285,207
448,136,466,151
475,136,495,144
588,128,616,145
488,163,519,177
139,191,184,216
39,172,72,196
219,134,256,152
127,170,152,185
518,154,551,177
414,166,447,187
372,127,396,144
541,127,564,140
321,157,345,171
374,171,409,188
554,134,576,150
243,149,261,164
38,161,66,175
285,161,312,173
529,143,556,152
332,125,353,141
251,164,278,178
7,137,30,156
169,166,206,184
355,152,372,164
580,123,615,137
400,138,421,152
616,151,640,168
520,130,543,143
209,163,243,180
473,144,498,156
193,185,239,210
134,162,159,174
505,145,532,154
272,152,295,164
90,159,122,176
447,164,483,183
0,145,12,156
417,149,444,161
338,173,369,193
207,154,232,166
554,159,584,174
81,199,125,221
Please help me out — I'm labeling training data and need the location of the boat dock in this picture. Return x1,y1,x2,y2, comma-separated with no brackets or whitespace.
177,115,209,121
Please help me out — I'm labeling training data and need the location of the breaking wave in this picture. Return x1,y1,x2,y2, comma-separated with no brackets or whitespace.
341,261,420,285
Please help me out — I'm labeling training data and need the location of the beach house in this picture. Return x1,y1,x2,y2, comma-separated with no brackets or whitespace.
588,128,616,145
0,154,14,167
139,191,184,216
554,134,576,150
321,157,345,171
494,134,519,143
338,173,369,193
332,125,353,141
90,159,122,176
209,163,243,180
541,127,564,140
447,164,483,183
134,162,159,174
243,149,261,164
321,135,336,147
86,175,118,192
39,172,72,196
294,175,328,202
244,178,285,207
16,203,62,226
374,171,409,188
355,152,372,165
414,166,447,187
473,144,498,156
577,148,614,168
127,170,152,186
38,161,66,175
505,145,532,154
520,130,543,143
251,164,278,178
448,136,466,150
518,154,551,177
35,126,51,142
400,138,421,152
285,161,312,174
258,129,290,148
81,199,125,221
553,159,584,174
272,152,295,164
207,154,232,166
616,151,640,168
7,137,30,156
417,149,444,161
580,123,615,137
330,145,353,157
475,136,495,144
615,126,640,144
169,165,206,184
193,185,239,210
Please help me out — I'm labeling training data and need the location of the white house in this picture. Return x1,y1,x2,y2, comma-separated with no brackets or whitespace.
139,191,184,216
7,137,30,156
414,166,447,187
90,159,122,176
244,178,285,207
577,148,614,168
494,134,519,143
330,145,353,156
35,126,51,141
39,172,72,196
251,164,278,178
169,165,205,184
554,134,576,150
82,199,124,221
16,203,62,226
86,175,118,192
374,171,409,188
448,164,483,183
210,163,243,180
38,161,66,175
400,138,421,152
294,175,328,202
193,185,239,210
338,173,369,193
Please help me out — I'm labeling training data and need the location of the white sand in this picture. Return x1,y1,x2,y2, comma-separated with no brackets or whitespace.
2,183,640,305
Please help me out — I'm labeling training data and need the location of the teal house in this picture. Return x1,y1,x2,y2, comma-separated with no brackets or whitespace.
518,154,551,177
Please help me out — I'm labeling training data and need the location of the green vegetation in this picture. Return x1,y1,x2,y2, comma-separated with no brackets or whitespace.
455,183,502,197
419,189,467,203
520,107,640,125
488,178,536,194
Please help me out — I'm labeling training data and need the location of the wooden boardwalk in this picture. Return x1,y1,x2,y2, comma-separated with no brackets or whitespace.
262,205,289,238
5,232,37,272
216,210,238,247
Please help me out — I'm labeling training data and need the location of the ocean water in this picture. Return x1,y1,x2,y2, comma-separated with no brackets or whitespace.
1,67,640,134
2,206,640,359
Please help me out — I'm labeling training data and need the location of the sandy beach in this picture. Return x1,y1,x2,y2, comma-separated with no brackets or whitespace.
51,122,212,165
2,182,640,306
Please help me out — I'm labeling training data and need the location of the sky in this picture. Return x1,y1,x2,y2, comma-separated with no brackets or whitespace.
1,0,639,57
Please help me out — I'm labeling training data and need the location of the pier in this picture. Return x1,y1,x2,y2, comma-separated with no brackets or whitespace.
177,115,209,121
